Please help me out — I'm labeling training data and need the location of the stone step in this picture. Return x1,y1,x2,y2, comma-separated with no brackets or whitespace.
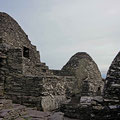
26,109,50,119
0,99,13,110
0,99,75,120
0,99,28,120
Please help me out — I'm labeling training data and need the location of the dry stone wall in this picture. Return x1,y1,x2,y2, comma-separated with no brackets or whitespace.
0,47,76,111
104,51,120,99
0,12,49,76
0,45,76,111
5,75,72,111
0,52,6,98
61,52,103,96
0,12,104,112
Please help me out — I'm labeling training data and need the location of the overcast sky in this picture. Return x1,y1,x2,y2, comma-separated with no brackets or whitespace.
0,0,120,76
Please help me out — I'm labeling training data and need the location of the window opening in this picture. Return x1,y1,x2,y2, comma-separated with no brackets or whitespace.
23,47,29,58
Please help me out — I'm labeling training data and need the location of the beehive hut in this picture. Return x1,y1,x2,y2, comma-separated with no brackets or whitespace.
104,51,120,99
61,52,103,96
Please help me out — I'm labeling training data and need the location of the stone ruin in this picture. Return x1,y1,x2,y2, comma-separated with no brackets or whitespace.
60,52,120,120
61,52,103,96
104,51,120,100
52,52,104,100
0,12,104,111
0,12,69,111
0,12,119,120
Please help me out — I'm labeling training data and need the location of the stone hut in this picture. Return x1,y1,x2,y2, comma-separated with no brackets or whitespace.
104,51,120,99
52,52,104,96
0,12,50,76
0,12,69,111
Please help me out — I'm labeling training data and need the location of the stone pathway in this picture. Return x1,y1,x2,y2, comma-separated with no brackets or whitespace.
0,99,77,120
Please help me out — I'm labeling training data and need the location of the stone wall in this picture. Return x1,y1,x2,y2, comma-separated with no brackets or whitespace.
0,52,6,97
104,51,120,99
0,42,76,111
0,12,104,112
0,46,76,111
0,12,50,76
0,12,40,62
5,74,76,111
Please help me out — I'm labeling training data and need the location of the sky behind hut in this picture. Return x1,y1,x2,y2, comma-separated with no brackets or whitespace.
0,0,120,77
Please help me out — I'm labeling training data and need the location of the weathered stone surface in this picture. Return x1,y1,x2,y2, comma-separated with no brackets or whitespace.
0,99,28,120
60,51,120,120
104,51,120,99
0,12,51,76
60,96,120,120
0,98,80,120
61,52,103,96
41,95,66,112
60,103,92,119
4,75,68,111
0,12,105,117
0,12,69,111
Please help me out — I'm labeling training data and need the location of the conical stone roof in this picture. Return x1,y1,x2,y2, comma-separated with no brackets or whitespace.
61,52,103,96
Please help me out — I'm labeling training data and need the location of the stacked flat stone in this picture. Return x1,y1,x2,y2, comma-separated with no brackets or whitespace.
0,12,76,111
0,99,29,120
61,52,103,96
0,12,104,113
105,51,120,99
0,52,7,98
0,98,76,120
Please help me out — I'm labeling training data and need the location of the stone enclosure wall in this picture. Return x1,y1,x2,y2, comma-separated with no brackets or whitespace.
0,46,76,111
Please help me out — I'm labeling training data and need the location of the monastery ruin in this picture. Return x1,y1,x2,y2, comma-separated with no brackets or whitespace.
0,12,120,120
0,12,103,111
